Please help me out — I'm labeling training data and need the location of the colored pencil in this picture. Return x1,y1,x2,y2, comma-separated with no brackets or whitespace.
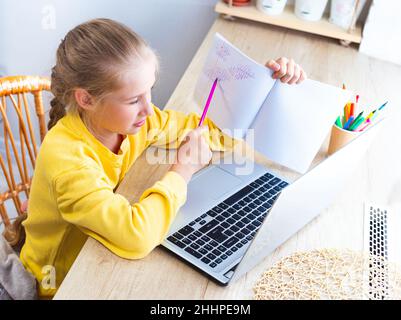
369,110,379,121
354,95,359,115
369,101,388,122
379,101,388,110
358,120,371,132
348,111,363,131
353,111,364,123
350,116,365,131
350,102,355,117
343,116,355,130
365,110,375,121
198,78,218,127
335,116,342,128
344,103,350,125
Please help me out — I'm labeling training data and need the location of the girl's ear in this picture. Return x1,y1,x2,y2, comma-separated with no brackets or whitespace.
74,88,95,110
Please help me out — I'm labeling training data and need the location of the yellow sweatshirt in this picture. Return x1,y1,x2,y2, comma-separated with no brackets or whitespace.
20,104,235,298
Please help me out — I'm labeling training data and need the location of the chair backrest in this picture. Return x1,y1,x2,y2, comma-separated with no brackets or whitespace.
0,76,51,231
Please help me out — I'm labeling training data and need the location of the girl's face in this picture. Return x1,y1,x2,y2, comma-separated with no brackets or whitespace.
92,56,157,136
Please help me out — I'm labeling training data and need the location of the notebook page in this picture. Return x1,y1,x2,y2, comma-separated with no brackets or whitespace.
249,79,352,173
194,33,275,139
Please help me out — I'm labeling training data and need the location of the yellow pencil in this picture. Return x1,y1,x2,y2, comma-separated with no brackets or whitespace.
365,111,375,121
345,102,351,121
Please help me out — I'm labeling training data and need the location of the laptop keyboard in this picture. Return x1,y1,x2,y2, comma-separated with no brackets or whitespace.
166,172,289,269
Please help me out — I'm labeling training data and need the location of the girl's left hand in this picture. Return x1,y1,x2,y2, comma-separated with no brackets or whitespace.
265,57,307,85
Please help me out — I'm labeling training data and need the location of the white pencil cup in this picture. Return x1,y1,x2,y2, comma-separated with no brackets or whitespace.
294,0,328,21
257,0,288,15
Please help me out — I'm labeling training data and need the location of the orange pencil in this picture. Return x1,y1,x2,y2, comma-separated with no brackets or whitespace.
344,103,350,122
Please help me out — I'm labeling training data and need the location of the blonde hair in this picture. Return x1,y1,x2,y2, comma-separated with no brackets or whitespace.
48,18,159,130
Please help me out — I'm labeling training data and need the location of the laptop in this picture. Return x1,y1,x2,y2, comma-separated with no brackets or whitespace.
162,119,386,285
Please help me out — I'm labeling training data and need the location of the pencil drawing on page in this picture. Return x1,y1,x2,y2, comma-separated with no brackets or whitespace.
194,34,259,135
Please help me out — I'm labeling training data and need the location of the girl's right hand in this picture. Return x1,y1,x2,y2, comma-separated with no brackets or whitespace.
170,126,213,183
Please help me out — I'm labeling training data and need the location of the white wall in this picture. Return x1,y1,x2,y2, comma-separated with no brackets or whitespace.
0,0,219,108
0,0,219,220
360,0,401,65
0,0,373,109
0,0,219,177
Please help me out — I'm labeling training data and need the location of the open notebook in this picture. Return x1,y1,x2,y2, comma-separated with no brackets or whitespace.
194,33,352,174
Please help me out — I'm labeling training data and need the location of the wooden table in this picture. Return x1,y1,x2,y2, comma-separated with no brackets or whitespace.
54,15,401,300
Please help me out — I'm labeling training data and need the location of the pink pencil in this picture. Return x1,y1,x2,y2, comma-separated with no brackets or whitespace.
358,119,371,132
198,78,218,127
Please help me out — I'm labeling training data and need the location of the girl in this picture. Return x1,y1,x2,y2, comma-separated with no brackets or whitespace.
20,18,306,298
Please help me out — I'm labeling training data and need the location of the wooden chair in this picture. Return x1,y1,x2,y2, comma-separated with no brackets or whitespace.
0,76,51,248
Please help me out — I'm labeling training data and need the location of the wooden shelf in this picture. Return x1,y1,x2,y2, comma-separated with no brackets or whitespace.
215,1,362,44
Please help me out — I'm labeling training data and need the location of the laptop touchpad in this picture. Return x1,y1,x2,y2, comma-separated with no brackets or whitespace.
190,166,243,200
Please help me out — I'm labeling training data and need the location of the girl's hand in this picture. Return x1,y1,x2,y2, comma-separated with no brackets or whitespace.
170,126,213,183
265,57,307,84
